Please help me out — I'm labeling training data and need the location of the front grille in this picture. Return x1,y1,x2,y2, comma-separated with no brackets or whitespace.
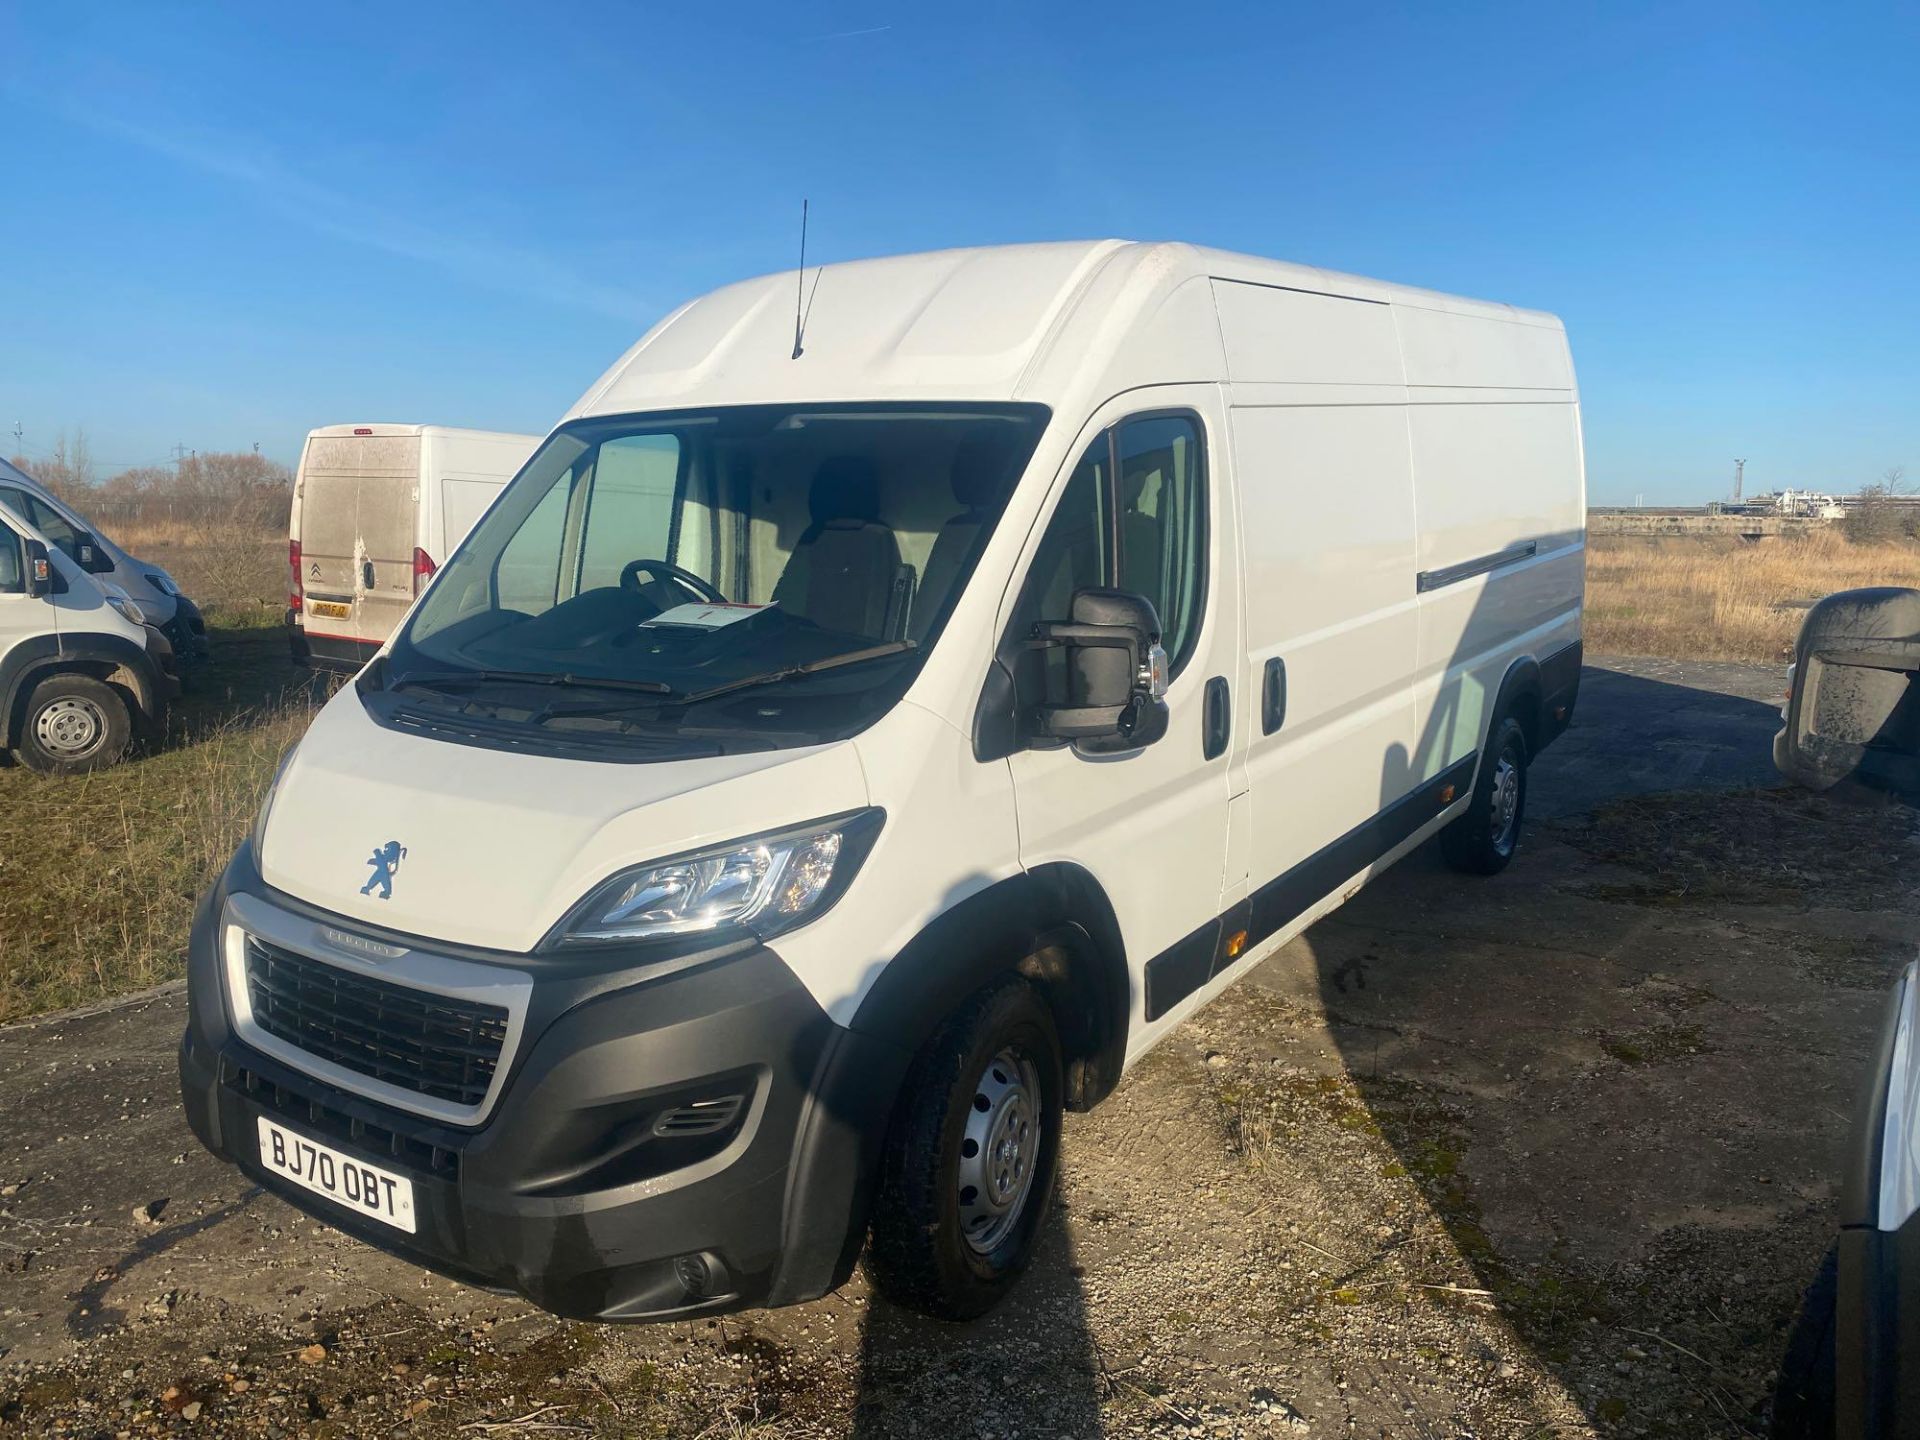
222,1060,459,1180
244,937,508,1108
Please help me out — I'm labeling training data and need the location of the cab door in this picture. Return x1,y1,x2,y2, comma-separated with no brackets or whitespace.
0,509,54,670
1002,389,1246,1061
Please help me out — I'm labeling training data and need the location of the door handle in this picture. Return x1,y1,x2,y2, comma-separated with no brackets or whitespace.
361,559,376,591
1203,676,1230,760
1262,657,1287,735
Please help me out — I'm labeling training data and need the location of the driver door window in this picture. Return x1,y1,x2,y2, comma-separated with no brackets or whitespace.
0,529,22,594
1013,413,1207,680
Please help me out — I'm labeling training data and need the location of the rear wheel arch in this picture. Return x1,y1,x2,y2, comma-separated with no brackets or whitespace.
848,865,1130,1113
1490,655,1545,756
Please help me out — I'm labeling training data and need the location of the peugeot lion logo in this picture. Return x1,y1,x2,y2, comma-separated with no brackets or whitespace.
360,840,407,900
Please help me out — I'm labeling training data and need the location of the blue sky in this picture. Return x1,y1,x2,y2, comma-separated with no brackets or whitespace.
1,1,1914,505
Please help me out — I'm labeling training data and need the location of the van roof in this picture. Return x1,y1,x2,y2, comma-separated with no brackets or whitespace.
568,239,1568,419
0,456,49,491
304,424,538,443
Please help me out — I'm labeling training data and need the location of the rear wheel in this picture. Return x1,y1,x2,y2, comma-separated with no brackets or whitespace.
867,975,1064,1320
1440,713,1529,875
13,674,133,774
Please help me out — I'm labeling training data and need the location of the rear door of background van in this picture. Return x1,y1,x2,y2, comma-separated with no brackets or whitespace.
296,431,421,648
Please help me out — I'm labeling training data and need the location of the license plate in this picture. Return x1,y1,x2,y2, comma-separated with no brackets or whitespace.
309,601,351,619
256,1117,417,1233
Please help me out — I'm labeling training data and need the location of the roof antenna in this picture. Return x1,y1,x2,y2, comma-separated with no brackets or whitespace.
791,198,821,360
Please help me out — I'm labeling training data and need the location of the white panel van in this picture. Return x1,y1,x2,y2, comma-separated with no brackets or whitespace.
183,242,1583,1322
288,425,538,670
0,497,175,772
0,456,210,673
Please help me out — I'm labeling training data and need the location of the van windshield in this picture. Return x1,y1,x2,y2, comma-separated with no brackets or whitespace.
380,403,1047,753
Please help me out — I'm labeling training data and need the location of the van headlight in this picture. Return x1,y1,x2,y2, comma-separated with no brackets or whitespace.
551,809,883,947
104,591,147,626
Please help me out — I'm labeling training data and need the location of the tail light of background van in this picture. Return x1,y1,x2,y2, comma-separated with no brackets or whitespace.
412,547,436,595
288,539,303,614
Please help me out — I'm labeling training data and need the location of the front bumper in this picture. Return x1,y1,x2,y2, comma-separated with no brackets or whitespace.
142,625,184,701
287,617,379,673
162,595,211,666
179,847,911,1320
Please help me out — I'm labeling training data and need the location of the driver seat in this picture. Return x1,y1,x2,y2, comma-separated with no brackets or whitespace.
772,457,905,638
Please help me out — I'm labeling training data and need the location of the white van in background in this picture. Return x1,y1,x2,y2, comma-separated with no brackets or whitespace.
289,425,538,670
184,242,1584,1324
0,496,175,772
0,456,210,673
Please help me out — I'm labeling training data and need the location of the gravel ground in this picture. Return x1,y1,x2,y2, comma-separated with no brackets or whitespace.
2,657,1913,1438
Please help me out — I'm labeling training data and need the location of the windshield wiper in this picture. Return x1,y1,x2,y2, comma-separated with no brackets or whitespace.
389,668,674,697
672,641,919,705
529,643,920,724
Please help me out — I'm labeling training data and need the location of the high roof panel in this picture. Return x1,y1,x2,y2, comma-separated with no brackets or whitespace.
571,241,1563,417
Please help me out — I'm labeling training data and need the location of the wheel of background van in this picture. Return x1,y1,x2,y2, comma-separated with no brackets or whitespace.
1440,714,1529,875
14,673,133,775
866,974,1064,1320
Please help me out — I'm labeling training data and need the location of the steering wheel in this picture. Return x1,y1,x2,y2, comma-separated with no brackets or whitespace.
619,558,727,611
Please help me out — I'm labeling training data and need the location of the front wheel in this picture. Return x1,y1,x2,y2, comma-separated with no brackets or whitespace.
866,975,1064,1320
13,673,134,775
1440,714,1529,875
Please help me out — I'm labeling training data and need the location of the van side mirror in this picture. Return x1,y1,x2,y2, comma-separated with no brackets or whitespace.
23,539,53,598
1025,587,1171,755
75,531,113,574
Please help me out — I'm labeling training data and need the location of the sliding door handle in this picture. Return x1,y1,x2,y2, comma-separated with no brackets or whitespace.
1203,676,1230,760
1262,657,1287,735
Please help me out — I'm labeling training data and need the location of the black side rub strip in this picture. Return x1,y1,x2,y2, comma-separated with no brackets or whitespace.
1143,753,1478,1020
1417,541,1538,594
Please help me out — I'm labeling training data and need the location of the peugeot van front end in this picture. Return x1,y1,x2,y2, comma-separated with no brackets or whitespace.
179,396,1072,1321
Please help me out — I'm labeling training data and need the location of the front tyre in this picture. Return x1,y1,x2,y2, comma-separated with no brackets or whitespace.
867,975,1064,1320
1440,714,1529,876
14,673,134,775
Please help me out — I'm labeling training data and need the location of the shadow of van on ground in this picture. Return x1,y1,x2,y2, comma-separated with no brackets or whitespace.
1283,660,1920,1433
850,1217,1103,1440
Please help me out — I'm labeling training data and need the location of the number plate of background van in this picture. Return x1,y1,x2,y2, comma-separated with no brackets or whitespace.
309,601,351,619
256,1116,416,1233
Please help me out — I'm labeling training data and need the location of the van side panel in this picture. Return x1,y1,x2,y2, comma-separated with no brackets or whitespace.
1230,401,1421,898
1395,303,1576,391
1213,279,1405,386
420,430,540,562
1206,279,1424,997
1399,309,1583,779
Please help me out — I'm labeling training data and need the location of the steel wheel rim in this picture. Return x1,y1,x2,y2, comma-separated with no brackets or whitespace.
1490,753,1521,855
957,1046,1042,1255
34,696,108,759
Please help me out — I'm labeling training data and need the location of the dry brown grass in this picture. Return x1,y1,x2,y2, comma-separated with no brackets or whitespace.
0,631,322,1022
1584,530,1920,663
130,531,287,626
